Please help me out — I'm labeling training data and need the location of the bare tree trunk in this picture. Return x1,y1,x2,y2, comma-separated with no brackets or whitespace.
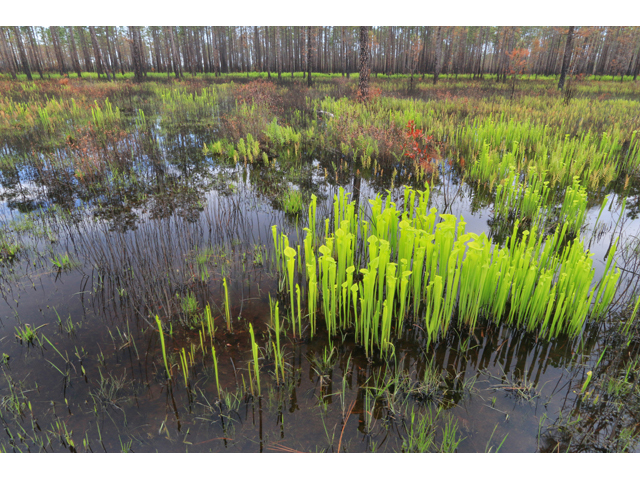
27,27,44,79
342,26,346,76
307,26,313,87
433,26,442,84
78,27,93,72
346,28,351,78
633,34,640,81
104,27,118,79
203,27,211,74
558,26,575,90
212,27,221,76
254,26,261,71
50,26,67,75
67,27,82,78
137,27,147,77
277,26,282,80
479,27,488,78
322,27,329,73
265,26,271,79
113,29,125,76
0,28,17,79
290,28,294,78
13,27,33,80
129,26,144,82
152,27,162,73
301,27,306,79
169,27,181,78
358,26,371,100
163,27,173,79
39,27,53,71
195,27,204,73
90,26,110,81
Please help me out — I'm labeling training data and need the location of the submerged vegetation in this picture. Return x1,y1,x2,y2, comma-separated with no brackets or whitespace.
0,66,639,453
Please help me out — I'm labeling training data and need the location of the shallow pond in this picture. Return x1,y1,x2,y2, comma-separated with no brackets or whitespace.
1,85,639,453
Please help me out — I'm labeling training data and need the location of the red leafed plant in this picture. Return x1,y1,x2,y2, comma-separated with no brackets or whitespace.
402,120,439,172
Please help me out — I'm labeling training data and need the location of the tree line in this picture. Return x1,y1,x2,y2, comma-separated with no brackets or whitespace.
1,26,640,84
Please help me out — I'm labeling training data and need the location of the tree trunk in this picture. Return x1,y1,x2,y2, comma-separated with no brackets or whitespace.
277,26,282,80
90,26,110,81
27,27,44,79
78,27,94,72
633,35,640,81
137,27,147,77
346,28,351,78
342,26,346,76
433,26,442,84
265,26,271,79
169,27,181,78
212,27,221,76
50,26,67,75
104,27,118,79
113,29,125,76
152,27,162,73
307,26,313,87
290,27,294,78
558,26,575,90
163,27,173,79
67,27,82,78
129,26,144,82
254,26,261,71
0,28,17,79
358,26,371,100
203,27,211,74
13,27,33,80
302,26,306,79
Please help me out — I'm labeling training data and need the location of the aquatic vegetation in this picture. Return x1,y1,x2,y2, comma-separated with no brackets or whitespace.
494,166,550,228
156,316,172,380
402,407,463,453
281,189,304,215
0,236,21,262
179,347,190,389
181,291,199,320
264,117,302,152
223,278,232,332
557,176,589,237
269,300,285,385
284,185,620,357
14,324,43,346
91,98,121,131
252,245,265,266
211,345,221,398
51,253,77,271
249,323,261,397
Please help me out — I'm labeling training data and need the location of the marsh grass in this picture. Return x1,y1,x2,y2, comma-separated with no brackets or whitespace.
269,300,285,385
91,370,131,408
51,253,78,271
156,316,172,380
223,278,232,332
402,406,463,453
281,189,304,215
181,291,199,321
249,323,261,397
0,235,21,262
14,324,44,346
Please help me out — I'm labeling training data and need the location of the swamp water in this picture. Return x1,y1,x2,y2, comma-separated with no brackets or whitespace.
1,79,639,453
